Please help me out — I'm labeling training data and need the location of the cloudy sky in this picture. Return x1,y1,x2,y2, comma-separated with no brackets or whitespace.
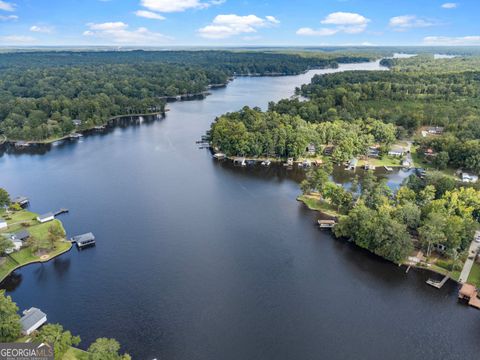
0,0,478,46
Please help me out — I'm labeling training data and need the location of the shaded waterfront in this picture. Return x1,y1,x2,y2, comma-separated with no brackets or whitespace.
1,62,479,360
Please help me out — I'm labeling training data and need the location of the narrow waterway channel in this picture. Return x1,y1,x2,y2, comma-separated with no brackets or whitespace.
0,61,479,360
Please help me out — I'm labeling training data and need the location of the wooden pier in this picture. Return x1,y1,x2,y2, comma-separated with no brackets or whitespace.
426,275,449,289
458,283,480,310
54,208,69,216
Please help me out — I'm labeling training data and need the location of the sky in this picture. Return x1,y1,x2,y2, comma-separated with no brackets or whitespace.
0,0,479,47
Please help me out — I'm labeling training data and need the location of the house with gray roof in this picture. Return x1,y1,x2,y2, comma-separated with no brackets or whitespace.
11,229,30,242
37,212,54,223
20,307,47,335
0,218,7,230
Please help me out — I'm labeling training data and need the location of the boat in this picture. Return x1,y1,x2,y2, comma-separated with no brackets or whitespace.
384,166,393,171
261,160,271,166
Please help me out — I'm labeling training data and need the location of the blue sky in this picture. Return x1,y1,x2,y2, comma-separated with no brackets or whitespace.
0,0,478,46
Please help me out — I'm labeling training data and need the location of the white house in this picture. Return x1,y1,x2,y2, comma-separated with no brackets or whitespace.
461,172,479,183
0,218,7,230
20,307,47,335
388,146,405,157
37,212,54,223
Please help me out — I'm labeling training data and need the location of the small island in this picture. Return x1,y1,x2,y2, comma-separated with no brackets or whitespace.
0,191,72,283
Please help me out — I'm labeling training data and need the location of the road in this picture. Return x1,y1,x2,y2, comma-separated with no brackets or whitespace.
458,231,480,283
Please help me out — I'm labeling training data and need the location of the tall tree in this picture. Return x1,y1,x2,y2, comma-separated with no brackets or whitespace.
0,291,21,342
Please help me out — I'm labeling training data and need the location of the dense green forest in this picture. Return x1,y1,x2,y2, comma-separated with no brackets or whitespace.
301,165,480,263
0,50,370,141
210,106,396,161
211,54,480,174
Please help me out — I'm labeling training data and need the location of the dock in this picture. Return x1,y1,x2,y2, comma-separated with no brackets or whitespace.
384,166,393,172
71,232,96,248
54,208,69,216
458,283,480,310
426,275,449,289
318,219,336,229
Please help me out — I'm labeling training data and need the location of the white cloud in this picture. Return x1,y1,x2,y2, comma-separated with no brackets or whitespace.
296,27,338,36
321,12,369,26
134,10,165,20
441,3,457,9
198,14,279,39
389,15,435,31
140,0,223,13
0,14,17,20
30,25,54,33
424,35,480,45
0,35,36,44
0,0,15,12
84,22,171,44
297,12,369,36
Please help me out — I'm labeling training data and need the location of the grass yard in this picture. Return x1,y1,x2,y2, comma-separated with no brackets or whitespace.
467,262,480,288
62,347,90,360
297,193,340,217
0,209,71,282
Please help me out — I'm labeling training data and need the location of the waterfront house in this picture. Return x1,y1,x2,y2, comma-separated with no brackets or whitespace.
20,307,47,335
388,146,405,157
461,172,479,183
0,218,7,230
323,145,334,156
72,232,96,248
72,119,82,126
37,212,55,223
427,126,444,135
306,143,316,156
368,147,380,158
12,196,29,207
11,229,30,242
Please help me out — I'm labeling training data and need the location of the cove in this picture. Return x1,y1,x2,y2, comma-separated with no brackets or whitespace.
0,61,479,360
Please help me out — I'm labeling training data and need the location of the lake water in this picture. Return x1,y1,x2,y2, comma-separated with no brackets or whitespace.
1,61,479,360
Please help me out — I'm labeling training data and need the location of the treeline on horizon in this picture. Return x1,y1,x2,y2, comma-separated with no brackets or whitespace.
0,50,371,141
211,55,480,174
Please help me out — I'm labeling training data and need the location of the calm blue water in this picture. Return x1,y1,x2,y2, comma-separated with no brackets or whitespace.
1,62,478,360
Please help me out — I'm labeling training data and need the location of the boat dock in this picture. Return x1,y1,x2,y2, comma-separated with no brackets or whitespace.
54,208,69,216
71,232,96,248
458,283,480,310
318,219,336,229
426,275,449,289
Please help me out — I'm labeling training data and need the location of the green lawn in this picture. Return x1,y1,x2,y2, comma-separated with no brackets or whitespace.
0,210,71,282
467,262,480,288
357,156,402,168
297,194,340,217
62,347,89,360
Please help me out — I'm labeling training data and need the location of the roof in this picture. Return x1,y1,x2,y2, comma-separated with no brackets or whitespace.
389,146,405,152
0,218,6,223
13,196,28,203
72,232,95,243
318,220,336,224
20,307,46,332
13,230,30,241
38,212,54,219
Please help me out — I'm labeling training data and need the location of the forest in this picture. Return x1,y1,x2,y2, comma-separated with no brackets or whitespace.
301,165,480,264
0,50,370,141
211,54,480,173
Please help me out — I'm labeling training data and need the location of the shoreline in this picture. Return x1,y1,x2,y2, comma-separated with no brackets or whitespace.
0,210,72,284
1,65,350,146
0,241,72,284
297,194,462,283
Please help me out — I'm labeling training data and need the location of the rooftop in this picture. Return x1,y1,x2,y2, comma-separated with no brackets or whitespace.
72,232,95,243
20,307,46,332
13,230,30,241
38,212,54,219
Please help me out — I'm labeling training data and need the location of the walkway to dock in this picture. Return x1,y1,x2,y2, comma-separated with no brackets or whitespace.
458,237,480,283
